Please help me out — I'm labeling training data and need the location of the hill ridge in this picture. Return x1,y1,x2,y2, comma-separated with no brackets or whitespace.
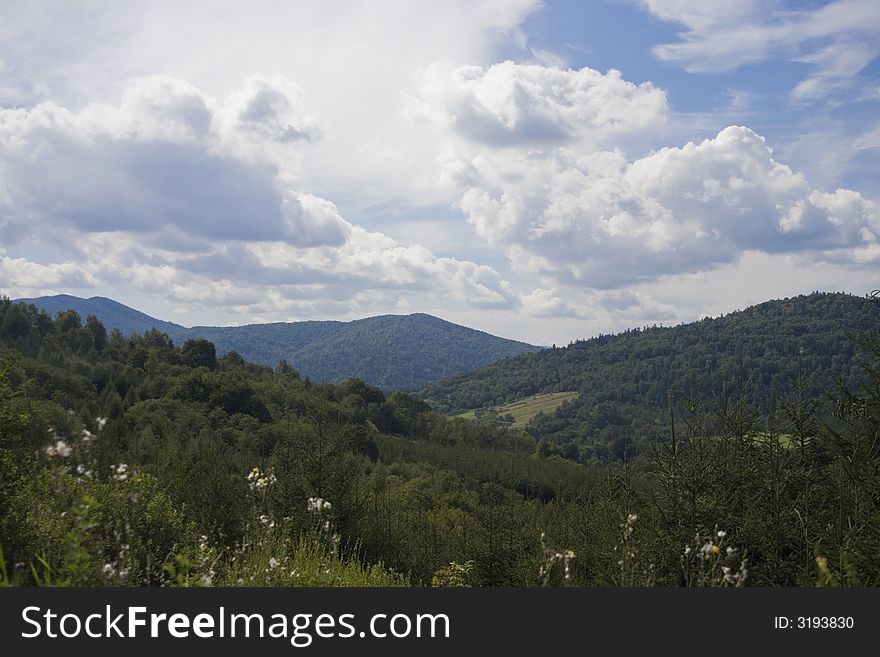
15,294,540,389
420,291,874,460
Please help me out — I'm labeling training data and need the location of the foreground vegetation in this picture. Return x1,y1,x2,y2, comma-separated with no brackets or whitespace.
1,293,878,587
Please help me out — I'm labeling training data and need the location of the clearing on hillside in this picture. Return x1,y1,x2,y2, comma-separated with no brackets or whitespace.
452,391,579,428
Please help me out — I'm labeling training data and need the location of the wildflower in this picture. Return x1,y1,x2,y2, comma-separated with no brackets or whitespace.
81,428,95,442
96,417,108,430
626,513,638,525
717,530,727,539
247,466,276,492
45,439,73,459
112,463,128,482
307,497,332,514
726,546,735,555
269,557,279,569
721,565,734,584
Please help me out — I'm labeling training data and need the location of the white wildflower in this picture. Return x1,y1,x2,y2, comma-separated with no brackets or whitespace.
112,463,128,482
247,466,276,492
307,497,332,514
45,439,72,459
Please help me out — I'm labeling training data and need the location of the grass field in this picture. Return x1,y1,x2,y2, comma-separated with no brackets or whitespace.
452,391,579,428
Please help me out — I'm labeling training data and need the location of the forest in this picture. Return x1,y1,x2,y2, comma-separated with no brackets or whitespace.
423,292,873,460
20,295,540,390
0,293,878,587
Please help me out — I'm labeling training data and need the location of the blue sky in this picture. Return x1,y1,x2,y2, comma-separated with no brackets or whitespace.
0,0,878,344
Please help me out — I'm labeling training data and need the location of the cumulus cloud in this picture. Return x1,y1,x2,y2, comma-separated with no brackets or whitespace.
0,77,305,244
221,75,320,145
0,75,517,317
519,285,680,322
408,60,668,146
0,255,95,292
451,125,880,287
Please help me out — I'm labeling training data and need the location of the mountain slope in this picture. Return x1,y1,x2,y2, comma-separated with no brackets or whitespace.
421,292,876,459
16,295,540,389
16,295,188,339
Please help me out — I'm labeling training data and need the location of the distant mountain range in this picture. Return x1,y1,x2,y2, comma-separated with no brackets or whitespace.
16,294,541,389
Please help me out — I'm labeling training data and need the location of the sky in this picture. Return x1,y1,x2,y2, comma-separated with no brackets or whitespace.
0,0,878,345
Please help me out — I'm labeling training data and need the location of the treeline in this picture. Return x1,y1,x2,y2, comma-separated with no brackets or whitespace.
0,296,878,587
18,296,541,390
422,292,872,460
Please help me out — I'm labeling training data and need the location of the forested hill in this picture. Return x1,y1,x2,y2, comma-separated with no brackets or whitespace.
184,313,540,389
14,295,540,389
16,295,188,340
421,292,876,460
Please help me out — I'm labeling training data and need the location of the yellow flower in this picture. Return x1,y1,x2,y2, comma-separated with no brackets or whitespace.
712,545,720,554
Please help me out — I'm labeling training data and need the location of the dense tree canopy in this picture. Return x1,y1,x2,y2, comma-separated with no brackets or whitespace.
423,292,872,460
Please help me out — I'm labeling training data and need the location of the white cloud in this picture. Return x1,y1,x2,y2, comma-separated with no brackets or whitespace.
222,75,320,145
451,125,880,288
408,61,668,146
791,40,880,100
638,0,880,101
519,287,585,318
0,76,351,248
0,0,544,212
0,255,95,292
0,75,517,317
519,286,680,326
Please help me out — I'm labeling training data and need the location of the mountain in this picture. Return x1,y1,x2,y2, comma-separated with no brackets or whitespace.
16,294,188,340
15,295,540,389
421,292,876,460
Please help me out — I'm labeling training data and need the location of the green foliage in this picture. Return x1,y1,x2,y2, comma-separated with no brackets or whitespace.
19,295,540,389
432,560,476,587
1,293,878,588
181,338,217,370
423,292,871,458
